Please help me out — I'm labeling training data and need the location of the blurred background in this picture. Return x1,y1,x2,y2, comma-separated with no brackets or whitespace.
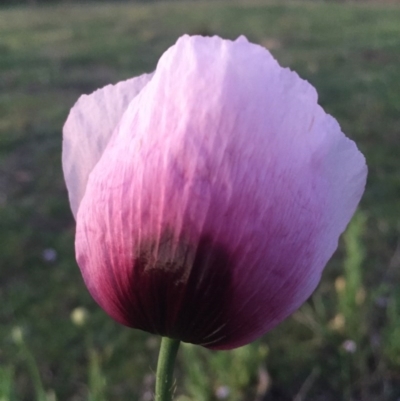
1,0,400,400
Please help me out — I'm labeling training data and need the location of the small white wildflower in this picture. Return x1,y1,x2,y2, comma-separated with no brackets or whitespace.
342,340,357,354
42,248,57,262
215,385,230,400
70,307,89,326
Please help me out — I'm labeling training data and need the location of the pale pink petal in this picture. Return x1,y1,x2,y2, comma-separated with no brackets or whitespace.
74,36,367,349
62,73,153,218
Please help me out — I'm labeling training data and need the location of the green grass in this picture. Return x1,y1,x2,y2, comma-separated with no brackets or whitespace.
0,1,400,400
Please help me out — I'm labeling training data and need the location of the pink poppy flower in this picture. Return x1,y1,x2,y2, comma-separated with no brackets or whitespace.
63,35,367,350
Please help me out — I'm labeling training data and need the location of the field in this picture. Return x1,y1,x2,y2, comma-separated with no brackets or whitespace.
1,1,400,400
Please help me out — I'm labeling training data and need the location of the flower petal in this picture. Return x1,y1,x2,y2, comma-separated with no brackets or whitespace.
62,73,153,218
74,36,367,349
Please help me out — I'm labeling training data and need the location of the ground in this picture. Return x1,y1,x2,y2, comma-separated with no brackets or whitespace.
0,1,400,400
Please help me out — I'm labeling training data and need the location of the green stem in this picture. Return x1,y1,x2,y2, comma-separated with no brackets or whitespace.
155,337,180,401
20,342,47,401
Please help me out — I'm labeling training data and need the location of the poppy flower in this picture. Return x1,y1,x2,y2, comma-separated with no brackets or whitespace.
63,35,367,350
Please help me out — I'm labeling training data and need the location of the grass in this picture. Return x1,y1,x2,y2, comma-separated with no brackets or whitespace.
0,1,400,400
